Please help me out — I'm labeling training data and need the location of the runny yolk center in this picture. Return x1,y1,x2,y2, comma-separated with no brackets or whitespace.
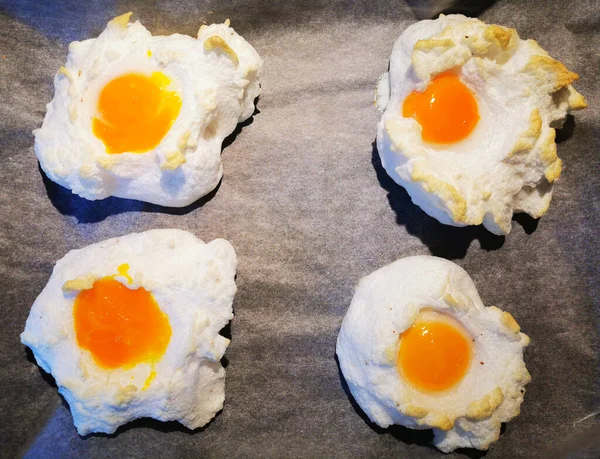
402,71,479,144
397,309,472,392
92,72,182,154
73,269,172,369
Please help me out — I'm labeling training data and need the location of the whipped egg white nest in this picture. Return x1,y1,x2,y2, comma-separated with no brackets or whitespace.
21,229,237,435
336,256,530,452
376,14,587,235
35,13,262,207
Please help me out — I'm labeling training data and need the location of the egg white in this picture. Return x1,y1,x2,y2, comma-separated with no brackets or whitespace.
376,14,587,234
34,13,263,207
21,229,237,435
336,256,530,452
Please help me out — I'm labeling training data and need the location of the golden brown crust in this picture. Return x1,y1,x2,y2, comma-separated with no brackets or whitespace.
411,163,468,222
515,364,532,384
58,66,78,122
428,413,454,431
536,128,561,183
403,405,429,419
466,387,504,420
62,275,97,292
483,25,515,50
500,311,521,334
384,119,417,157
161,150,187,170
204,36,239,65
524,55,579,91
545,158,562,183
413,38,456,52
58,66,72,80
568,88,588,110
108,12,132,29
510,109,543,156
530,194,552,219
177,130,191,151
114,384,138,406
442,279,473,311
538,128,557,163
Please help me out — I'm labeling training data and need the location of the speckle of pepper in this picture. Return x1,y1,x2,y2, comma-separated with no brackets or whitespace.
480,361,484,365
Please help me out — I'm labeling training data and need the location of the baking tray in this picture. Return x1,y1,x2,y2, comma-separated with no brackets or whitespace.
1,0,598,457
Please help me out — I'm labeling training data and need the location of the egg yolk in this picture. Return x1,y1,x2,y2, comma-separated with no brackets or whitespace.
73,272,172,369
402,71,479,144
92,72,182,154
397,310,472,392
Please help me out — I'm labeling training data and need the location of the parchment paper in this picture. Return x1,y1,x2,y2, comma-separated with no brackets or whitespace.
1,0,598,457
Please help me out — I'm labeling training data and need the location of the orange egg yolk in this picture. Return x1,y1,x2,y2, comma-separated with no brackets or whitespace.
73,271,172,369
402,71,479,144
398,310,472,392
92,72,182,154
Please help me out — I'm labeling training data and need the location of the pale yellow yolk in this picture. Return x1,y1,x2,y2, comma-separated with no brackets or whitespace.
73,268,172,369
398,309,472,392
402,71,479,144
92,72,182,154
